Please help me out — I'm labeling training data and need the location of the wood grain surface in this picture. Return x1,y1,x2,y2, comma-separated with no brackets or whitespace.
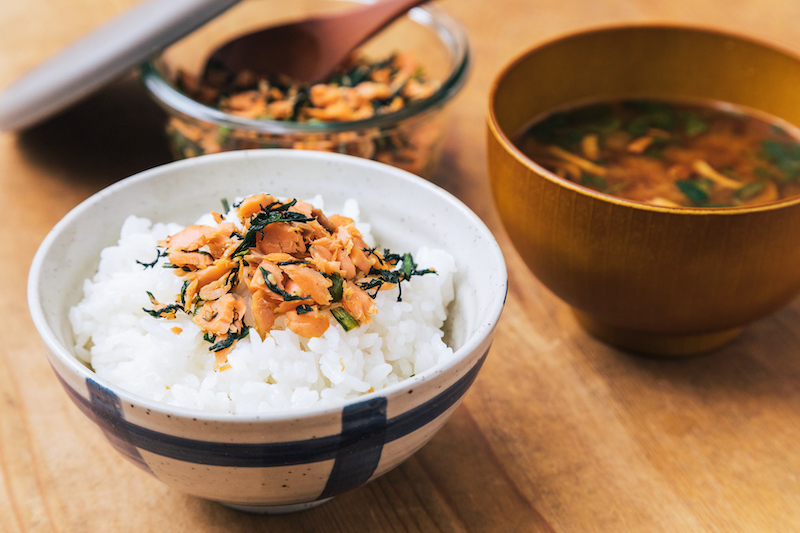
4,0,800,531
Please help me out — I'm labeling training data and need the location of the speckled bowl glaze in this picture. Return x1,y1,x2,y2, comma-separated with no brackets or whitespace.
488,24,800,356
28,150,506,512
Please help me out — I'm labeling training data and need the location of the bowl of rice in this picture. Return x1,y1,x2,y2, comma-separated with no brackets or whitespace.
28,149,506,512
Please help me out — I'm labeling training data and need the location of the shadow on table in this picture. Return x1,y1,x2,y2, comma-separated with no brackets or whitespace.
15,73,173,191
580,296,800,457
608,298,800,399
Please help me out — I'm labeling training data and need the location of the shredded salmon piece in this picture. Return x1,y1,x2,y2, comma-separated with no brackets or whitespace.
254,223,305,255
251,290,275,340
283,264,333,306
342,281,377,325
237,193,278,219
285,307,330,338
161,223,236,259
188,260,237,289
195,293,246,337
169,251,213,270
199,276,233,301
182,278,199,308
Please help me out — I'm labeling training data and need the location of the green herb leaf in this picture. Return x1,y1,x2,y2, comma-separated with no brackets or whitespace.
357,277,385,297
401,253,416,278
208,325,251,352
762,139,800,181
180,280,191,307
137,247,166,269
684,114,708,137
142,291,184,318
180,248,214,259
289,87,310,121
580,173,608,192
366,251,436,302
215,127,232,146
754,166,775,180
736,181,766,200
328,273,344,302
331,308,359,331
676,180,709,204
382,249,402,265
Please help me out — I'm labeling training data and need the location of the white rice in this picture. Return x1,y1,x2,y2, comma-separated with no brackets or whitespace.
69,197,456,414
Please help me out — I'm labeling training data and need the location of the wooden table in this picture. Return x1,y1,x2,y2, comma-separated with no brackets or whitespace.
4,0,800,531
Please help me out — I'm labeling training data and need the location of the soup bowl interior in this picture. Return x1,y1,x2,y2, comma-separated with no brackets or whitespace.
488,24,800,356
28,149,506,512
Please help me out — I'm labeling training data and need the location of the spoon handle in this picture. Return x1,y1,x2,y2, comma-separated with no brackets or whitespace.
337,0,432,45
308,0,431,81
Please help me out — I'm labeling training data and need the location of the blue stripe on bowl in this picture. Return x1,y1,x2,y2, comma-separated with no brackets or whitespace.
86,379,153,474
57,346,488,493
320,397,388,499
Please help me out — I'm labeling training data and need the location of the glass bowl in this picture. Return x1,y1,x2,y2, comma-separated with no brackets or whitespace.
140,0,470,178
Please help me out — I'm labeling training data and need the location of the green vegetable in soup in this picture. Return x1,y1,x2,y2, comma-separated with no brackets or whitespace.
514,98,800,208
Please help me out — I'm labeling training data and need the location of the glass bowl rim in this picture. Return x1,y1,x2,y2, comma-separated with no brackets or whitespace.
140,3,470,135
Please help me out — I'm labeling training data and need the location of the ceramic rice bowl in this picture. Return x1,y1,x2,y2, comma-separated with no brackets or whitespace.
28,150,507,512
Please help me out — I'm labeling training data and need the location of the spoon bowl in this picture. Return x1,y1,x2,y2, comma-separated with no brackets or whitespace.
204,0,430,83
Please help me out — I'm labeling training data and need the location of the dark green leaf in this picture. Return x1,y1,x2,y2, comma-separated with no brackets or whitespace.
676,180,709,204
208,325,251,352
684,114,708,137
137,247,166,269
736,181,766,200
328,273,344,302
580,173,608,192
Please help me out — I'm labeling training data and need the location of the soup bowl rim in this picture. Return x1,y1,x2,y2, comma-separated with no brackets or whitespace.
487,21,800,216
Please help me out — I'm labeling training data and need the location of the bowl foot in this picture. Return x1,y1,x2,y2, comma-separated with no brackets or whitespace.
218,497,333,514
572,310,743,357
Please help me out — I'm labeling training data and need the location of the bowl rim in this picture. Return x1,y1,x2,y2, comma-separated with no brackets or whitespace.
28,149,507,423
487,21,800,215
140,2,471,135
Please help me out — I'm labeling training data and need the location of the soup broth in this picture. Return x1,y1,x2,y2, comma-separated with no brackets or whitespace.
514,99,800,207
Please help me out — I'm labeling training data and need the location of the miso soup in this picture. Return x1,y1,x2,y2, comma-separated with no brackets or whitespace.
514,99,800,207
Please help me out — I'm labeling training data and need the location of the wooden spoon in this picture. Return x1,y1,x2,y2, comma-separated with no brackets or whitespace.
204,0,431,84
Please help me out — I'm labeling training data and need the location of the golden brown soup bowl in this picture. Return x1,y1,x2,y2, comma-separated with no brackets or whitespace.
487,24,800,356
